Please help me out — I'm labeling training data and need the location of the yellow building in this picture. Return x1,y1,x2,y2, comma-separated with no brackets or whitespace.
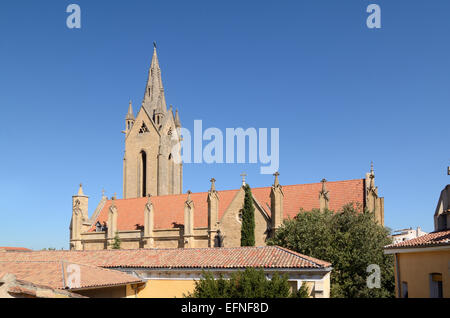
385,183,450,298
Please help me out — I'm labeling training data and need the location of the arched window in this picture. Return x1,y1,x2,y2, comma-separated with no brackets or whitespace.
141,151,147,197
215,230,224,247
168,154,173,194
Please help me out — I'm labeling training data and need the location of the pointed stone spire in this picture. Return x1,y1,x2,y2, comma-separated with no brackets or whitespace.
270,172,283,232
319,179,329,198
207,178,219,247
186,190,192,202
174,109,181,128
142,45,167,116
77,183,84,196
126,100,134,120
273,172,280,187
319,178,329,212
184,190,195,248
369,162,375,188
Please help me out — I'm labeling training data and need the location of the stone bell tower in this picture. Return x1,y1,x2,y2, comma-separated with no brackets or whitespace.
122,44,183,198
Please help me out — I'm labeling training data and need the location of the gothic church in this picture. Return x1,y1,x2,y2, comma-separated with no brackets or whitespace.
69,47,384,251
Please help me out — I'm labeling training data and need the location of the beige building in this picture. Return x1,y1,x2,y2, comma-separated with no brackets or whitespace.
391,227,428,245
385,181,450,298
70,48,385,251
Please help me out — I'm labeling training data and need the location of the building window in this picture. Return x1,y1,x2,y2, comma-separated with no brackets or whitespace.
437,214,447,231
139,122,149,134
214,230,224,247
141,151,147,197
236,211,243,224
401,282,408,298
430,273,443,298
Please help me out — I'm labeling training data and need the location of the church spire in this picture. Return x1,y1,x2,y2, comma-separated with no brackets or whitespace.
124,100,135,134
174,109,181,128
126,100,134,120
78,183,85,196
142,44,167,118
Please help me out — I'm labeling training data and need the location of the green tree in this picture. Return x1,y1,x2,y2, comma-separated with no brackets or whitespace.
185,268,309,298
268,204,395,298
112,232,121,249
240,184,255,246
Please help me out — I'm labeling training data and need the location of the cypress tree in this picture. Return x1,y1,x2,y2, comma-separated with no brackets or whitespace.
240,184,255,246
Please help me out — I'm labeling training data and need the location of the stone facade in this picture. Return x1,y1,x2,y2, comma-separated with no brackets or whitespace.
71,173,384,251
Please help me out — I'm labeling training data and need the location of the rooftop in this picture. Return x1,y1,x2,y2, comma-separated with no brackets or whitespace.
0,261,142,290
385,229,450,250
0,246,332,270
0,247,32,252
89,179,365,231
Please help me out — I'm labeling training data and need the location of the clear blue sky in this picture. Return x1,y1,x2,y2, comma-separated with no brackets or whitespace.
0,1,449,250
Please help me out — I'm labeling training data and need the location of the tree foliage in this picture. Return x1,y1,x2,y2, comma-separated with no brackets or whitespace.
112,232,121,249
240,184,255,246
268,204,395,298
185,268,309,298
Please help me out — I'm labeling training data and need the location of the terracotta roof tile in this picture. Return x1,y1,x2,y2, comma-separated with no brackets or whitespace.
7,285,37,296
0,261,142,290
385,229,450,249
0,247,32,252
90,179,364,232
0,246,332,270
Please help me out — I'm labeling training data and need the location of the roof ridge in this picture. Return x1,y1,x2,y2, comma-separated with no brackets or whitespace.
385,229,450,249
102,178,365,202
273,246,330,268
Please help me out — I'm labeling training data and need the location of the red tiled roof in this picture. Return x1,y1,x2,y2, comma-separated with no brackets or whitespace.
252,179,365,219
0,247,32,252
385,229,450,249
90,179,365,231
0,261,142,290
0,246,332,270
